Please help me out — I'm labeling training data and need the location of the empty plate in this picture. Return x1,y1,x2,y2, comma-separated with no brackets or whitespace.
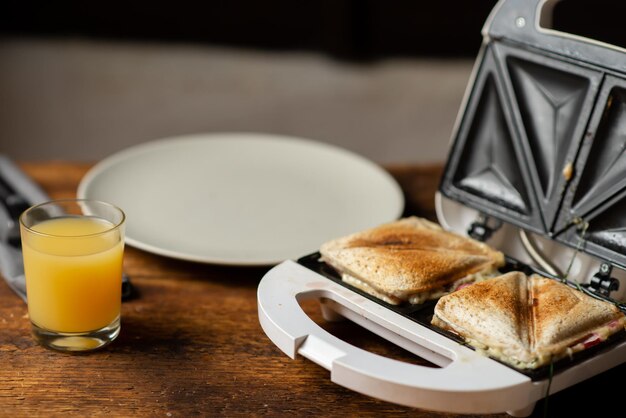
77,133,404,265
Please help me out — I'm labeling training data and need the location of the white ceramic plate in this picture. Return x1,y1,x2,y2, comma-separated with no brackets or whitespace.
78,133,404,265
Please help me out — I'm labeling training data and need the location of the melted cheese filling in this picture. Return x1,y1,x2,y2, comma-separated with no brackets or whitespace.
341,268,499,305
434,314,626,369
341,274,402,304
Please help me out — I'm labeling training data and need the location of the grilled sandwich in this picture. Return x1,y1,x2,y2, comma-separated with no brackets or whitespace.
432,271,626,369
319,216,505,305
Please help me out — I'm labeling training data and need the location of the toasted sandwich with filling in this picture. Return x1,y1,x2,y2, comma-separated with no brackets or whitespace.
432,271,626,370
319,216,505,305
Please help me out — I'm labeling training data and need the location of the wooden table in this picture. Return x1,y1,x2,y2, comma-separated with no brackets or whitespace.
0,162,623,417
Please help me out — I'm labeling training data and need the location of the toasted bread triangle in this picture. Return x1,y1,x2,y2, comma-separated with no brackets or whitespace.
433,271,534,365
326,246,498,294
320,217,505,302
530,275,624,356
433,272,626,369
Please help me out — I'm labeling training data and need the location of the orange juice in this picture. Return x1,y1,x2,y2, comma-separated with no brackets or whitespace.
22,216,123,333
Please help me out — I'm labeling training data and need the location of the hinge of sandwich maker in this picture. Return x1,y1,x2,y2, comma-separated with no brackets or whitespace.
588,263,620,298
467,214,502,242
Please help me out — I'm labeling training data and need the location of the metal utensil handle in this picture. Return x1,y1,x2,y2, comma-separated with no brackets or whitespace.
486,0,626,74
257,260,536,415
0,156,49,206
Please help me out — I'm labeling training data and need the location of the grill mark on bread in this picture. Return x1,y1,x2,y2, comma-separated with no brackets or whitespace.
347,229,500,256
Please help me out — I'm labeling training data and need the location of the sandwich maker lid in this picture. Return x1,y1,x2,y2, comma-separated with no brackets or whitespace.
439,0,626,271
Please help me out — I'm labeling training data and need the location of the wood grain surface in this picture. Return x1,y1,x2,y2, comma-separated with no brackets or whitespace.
0,162,622,417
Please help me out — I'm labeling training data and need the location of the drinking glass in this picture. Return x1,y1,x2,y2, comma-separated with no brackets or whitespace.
20,199,125,352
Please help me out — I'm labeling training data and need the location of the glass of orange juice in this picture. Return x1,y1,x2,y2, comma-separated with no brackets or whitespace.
19,199,125,352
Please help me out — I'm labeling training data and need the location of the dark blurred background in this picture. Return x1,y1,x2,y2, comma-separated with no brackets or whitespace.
1,0,626,163
3,0,626,60
0,1,499,60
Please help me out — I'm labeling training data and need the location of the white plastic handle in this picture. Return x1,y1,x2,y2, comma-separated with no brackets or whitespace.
257,260,540,415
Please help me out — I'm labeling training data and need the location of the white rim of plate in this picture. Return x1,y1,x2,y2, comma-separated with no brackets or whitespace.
77,132,405,265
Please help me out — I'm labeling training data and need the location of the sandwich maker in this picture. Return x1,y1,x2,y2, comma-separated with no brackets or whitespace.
257,0,626,415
